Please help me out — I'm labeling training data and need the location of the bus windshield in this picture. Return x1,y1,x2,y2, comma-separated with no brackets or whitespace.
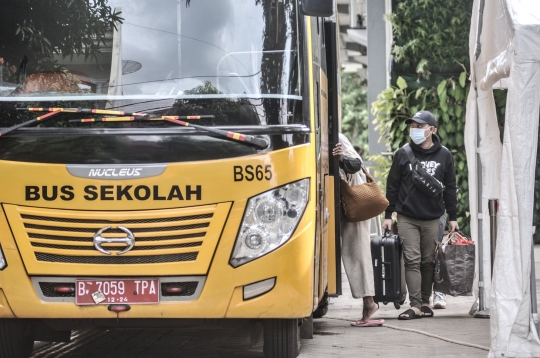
0,0,303,128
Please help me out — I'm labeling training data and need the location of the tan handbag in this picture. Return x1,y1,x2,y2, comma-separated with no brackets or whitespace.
340,168,389,222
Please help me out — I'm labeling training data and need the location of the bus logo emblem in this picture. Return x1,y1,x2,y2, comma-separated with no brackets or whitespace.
66,164,167,180
93,226,135,255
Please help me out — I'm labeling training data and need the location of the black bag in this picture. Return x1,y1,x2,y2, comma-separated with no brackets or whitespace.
371,230,407,309
403,144,445,197
433,232,475,297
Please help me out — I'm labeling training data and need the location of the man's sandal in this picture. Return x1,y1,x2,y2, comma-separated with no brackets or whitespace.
398,309,422,320
420,306,434,318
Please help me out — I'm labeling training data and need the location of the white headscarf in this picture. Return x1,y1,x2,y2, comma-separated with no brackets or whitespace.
338,133,366,185
339,133,361,159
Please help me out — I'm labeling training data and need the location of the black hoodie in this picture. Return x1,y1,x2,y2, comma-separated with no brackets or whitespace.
385,135,458,221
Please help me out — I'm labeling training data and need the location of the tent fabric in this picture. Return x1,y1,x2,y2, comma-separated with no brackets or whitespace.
465,0,505,315
467,0,540,356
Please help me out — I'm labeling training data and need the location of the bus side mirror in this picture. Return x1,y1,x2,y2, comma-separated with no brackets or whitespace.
301,0,334,17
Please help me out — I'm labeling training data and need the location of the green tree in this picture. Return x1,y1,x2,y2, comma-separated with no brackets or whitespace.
341,72,369,157
0,0,122,73
388,0,472,74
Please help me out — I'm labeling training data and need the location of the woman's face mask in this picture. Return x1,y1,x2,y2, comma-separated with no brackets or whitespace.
410,127,432,144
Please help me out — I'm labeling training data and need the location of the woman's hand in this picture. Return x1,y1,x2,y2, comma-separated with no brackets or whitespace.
332,143,344,162
449,221,459,232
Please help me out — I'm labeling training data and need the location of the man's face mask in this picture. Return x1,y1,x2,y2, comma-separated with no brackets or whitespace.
410,127,432,144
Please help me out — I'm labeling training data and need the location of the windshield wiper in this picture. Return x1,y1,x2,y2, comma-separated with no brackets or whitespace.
162,116,269,149
69,115,269,149
0,109,62,136
69,114,215,123
18,107,150,117
0,107,150,136
5,108,268,149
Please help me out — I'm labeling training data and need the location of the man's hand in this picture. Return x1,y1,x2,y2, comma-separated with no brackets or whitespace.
332,143,344,162
383,219,393,232
449,221,459,232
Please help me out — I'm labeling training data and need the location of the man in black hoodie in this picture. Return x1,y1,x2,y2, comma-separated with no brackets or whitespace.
382,110,458,320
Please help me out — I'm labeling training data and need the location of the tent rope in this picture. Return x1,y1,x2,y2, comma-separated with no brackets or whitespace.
325,316,490,352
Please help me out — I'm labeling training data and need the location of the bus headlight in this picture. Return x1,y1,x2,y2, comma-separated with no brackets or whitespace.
230,179,309,267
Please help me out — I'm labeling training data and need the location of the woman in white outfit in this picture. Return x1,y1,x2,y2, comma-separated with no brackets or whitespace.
333,133,381,326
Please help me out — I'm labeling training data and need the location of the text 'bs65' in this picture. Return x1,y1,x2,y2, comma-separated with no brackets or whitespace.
234,165,272,182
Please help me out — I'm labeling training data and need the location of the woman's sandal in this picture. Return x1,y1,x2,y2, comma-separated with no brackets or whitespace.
420,306,434,318
398,309,422,320
350,319,385,327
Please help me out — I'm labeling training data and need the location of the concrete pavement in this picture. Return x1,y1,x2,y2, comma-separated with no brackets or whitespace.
300,266,490,357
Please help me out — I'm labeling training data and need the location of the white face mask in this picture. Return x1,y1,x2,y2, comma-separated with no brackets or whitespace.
410,127,431,145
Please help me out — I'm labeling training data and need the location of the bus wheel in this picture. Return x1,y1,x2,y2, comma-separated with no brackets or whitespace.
0,319,35,358
263,319,300,358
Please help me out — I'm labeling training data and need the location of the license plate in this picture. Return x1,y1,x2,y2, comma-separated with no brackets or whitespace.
75,279,159,305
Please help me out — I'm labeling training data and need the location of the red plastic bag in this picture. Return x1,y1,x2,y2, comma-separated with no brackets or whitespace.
442,231,474,245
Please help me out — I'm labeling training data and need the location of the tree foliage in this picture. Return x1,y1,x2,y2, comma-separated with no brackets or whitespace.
0,0,122,73
341,72,369,157
388,0,472,74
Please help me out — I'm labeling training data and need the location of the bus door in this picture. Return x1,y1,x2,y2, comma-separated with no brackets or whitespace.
324,19,342,296
318,44,330,305
309,16,324,309
312,15,333,308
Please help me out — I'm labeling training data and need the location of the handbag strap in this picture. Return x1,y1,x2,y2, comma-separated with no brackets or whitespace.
403,144,419,166
344,160,368,183
361,167,375,183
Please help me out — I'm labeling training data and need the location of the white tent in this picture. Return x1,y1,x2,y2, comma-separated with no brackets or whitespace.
466,0,540,356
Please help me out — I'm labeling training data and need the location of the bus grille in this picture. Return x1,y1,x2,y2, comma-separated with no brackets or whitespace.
35,252,198,264
4,204,231,275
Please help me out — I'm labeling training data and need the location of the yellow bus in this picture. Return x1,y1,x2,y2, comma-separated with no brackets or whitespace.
0,0,343,356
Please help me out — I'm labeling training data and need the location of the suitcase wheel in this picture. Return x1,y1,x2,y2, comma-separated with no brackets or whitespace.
394,302,401,310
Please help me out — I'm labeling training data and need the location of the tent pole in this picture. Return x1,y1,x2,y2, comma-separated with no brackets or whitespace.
488,199,498,275
475,123,489,318
473,0,489,319
474,86,489,318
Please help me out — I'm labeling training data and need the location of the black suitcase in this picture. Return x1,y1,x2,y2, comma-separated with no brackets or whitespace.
371,231,406,309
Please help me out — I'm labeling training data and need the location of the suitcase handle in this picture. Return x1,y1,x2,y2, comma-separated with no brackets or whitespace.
380,237,394,281
381,261,393,280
